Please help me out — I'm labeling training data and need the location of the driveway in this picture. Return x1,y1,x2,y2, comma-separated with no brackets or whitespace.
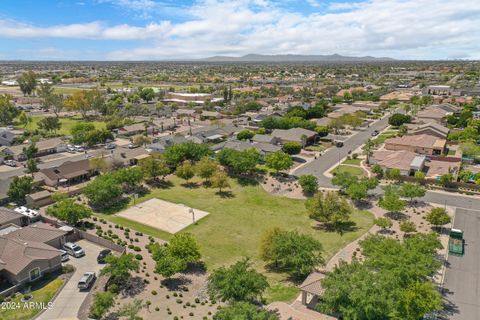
442,208,480,320
37,240,107,320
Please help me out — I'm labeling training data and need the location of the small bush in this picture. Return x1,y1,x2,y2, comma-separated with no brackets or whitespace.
151,290,157,295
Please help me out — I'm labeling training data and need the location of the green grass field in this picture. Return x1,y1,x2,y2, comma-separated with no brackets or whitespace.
372,131,398,144
333,165,365,176
0,277,64,320
342,158,362,166
99,176,374,302
19,116,106,135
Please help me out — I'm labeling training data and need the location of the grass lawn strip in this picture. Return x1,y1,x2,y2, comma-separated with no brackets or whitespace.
0,277,64,320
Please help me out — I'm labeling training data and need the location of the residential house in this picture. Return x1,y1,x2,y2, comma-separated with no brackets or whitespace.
0,208,27,228
3,223,67,249
370,150,421,176
251,134,280,144
416,104,460,125
26,190,53,207
200,111,221,120
118,123,157,136
0,210,68,290
38,159,94,187
211,140,281,156
384,134,446,155
271,128,317,146
423,85,453,96
147,134,188,153
380,90,416,102
4,138,67,161
0,129,19,146
410,122,449,139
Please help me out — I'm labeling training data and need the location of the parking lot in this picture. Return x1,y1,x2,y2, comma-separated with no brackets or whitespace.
37,240,108,320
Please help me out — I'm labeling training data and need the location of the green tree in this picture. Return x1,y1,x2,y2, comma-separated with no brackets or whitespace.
38,116,61,133
260,229,323,279
400,221,417,234
399,281,442,320
151,233,201,278
439,173,454,188
7,176,33,204
399,182,426,202
208,258,269,302
331,171,357,189
388,113,411,126
84,175,123,208
175,160,195,182
25,158,38,177
139,87,155,102
164,142,212,167
46,198,92,225
371,164,384,178
237,130,255,140
265,151,293,173
385,168,401,180
18,111,32,128
425,207,451,229
139,154,170,181
70,122,96,144
374,217,393,232
211,170,230,193
318,233,443,319
132,134,151,147
282,142,302,155
306,191,352,229
217,148,261,175
414,171,425,183
378,191,406,213
346,182,368,202
195,157,218,183
101,254,140,288
298,175,318,195
17,71,37,96
213,302,279,320
23,142,38,160
118,299,144,320
0,94,19,124
111,167,144,192
89,291,115,319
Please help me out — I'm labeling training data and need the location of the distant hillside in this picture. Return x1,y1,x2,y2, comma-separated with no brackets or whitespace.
200,53,395,62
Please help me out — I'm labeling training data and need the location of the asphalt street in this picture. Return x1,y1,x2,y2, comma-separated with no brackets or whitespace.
442,208,480,320
293,112,392,187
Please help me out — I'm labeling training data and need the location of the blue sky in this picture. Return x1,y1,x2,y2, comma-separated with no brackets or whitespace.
0,0,478,60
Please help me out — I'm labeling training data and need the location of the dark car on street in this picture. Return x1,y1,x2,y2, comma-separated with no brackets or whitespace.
97,249,112,263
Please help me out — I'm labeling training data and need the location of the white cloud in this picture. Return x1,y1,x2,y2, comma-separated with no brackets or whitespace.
96,0,158,19
0,0,479,60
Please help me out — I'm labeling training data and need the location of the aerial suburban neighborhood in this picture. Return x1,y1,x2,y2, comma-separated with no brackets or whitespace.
0,1,479,320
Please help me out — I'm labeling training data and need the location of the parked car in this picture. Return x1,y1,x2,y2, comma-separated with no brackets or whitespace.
77,272,96,290
105,143,116,150
4,160,16,167
97,249,112,263
63,242,85,258
74,145,84,152
335,141,344,148
371,130,379,136
128,143,139,149
59,249,69,262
